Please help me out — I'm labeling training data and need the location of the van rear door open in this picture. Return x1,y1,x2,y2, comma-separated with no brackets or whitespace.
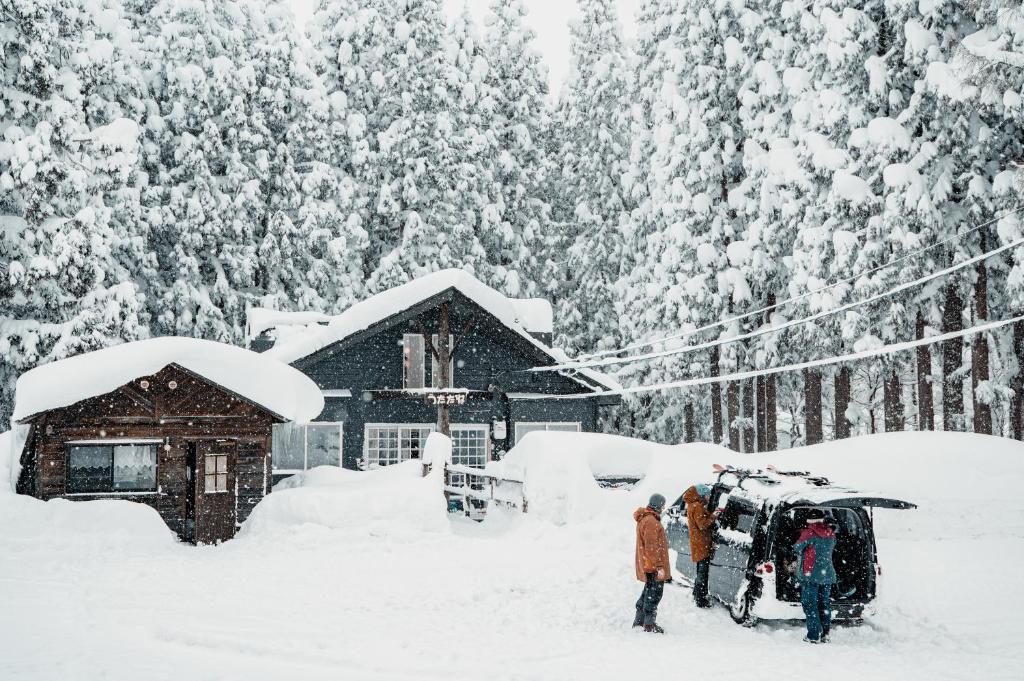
812,496,917,510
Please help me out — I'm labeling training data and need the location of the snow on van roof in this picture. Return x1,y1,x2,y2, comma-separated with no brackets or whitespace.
13,337,325,423
714,469,901,507
264,269,617,391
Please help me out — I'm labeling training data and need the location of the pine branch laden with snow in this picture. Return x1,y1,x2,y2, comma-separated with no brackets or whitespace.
3,0,1024,444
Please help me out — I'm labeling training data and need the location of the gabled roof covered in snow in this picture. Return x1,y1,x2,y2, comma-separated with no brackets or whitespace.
262,269,620,393
13,337,325,423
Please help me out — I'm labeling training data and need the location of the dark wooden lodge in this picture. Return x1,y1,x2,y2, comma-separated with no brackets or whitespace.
15,360,301,544
251,269,622,482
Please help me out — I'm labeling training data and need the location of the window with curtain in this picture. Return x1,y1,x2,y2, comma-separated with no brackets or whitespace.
67,444,157,493
271,423,343,471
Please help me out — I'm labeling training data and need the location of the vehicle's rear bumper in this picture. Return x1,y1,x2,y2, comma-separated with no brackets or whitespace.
751,597,870,621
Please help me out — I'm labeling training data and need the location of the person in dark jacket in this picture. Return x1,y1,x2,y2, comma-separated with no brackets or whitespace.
794,508,838,643
633,493,671,633
683,484,718,608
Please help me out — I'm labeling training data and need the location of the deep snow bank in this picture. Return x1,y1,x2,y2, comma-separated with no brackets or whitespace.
490,431,1024,534
0,493,176,549
243,459,450,538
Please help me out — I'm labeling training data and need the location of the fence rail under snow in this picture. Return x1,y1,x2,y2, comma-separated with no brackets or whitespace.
443,463,527,515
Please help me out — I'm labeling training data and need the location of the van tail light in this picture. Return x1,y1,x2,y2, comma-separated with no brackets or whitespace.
876,565,882,576
755,562,774,575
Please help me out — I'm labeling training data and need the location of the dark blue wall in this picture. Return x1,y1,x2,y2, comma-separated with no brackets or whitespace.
291,293,606,470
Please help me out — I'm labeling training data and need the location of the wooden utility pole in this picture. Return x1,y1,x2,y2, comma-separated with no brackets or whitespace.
834,365,851,439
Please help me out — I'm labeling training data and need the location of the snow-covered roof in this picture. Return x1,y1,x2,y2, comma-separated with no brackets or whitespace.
246,308,331,343
13,337,325,423
264,269,618,392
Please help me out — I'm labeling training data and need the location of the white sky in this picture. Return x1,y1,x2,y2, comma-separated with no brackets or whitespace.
289,0,641,94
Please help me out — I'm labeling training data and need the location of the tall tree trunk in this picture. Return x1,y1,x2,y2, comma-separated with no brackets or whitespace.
916,310,935,431
765,375,778,450
741,378,755,452
972,229,992,434
756,375,767,451
683,399,696,443
1012,318,1024,440
804,369,823,445
437,302,451,436
727,381,740,451
883,364,904,432
834,365,851,439
942,284,965,431
710,347,724,445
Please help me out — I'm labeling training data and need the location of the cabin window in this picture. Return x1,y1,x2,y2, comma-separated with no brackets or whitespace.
363,423,489,473
430,334,455,387
448,425,489,488
67,444,157,494
403,334,426,389
514,422,581,442
403,334,456,389
364,425,434,467
271,423,344,472
205,454,228,492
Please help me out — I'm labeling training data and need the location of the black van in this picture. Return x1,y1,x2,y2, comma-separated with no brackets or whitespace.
665,467,915,626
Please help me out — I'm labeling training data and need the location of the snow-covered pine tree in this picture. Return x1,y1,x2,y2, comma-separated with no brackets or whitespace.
550,0,633,355
129,0,276,342
481,0,553,298
256,1,368,315
363,0,470,291
0,0,149,424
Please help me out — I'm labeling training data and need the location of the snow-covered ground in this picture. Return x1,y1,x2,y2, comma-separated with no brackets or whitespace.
1,431,1021,681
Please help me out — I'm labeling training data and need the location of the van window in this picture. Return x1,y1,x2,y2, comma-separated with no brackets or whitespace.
721,498,758,535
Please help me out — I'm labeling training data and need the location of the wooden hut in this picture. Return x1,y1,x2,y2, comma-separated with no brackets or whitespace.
12,338,323,544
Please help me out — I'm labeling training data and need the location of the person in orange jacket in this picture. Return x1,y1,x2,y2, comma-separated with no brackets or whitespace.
684,484,718,608
633,493,671,633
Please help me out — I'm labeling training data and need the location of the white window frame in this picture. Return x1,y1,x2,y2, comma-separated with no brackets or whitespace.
363,423,435,469
430,334,455,388
514,421,581,443
362,423,490,469
273,422,344,473
403,334,426,389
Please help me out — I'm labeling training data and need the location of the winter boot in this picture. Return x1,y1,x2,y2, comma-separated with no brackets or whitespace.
632,608,643,628
643,623,665,634
802,636,819,644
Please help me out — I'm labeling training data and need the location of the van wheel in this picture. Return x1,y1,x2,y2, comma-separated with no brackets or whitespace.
730,590,757,627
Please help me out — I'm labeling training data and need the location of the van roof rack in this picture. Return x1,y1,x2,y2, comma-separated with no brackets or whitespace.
712,464,780,489
765,465,831,486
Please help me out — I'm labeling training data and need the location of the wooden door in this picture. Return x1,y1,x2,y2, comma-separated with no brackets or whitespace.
193,439,237,545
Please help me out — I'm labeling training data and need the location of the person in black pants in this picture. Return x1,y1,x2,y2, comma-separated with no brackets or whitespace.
633,493,671,633
683,484,718,608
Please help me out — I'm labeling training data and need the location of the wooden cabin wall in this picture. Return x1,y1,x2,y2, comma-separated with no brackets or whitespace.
22,364,276,543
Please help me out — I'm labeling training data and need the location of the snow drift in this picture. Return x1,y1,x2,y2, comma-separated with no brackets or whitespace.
490,430,1024,536
243,460,450,538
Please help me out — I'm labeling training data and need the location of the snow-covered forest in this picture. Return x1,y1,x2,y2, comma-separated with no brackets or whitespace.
3,0,1024,447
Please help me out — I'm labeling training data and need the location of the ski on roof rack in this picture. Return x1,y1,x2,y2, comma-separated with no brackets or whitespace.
765,465,831,486
711,463,780,488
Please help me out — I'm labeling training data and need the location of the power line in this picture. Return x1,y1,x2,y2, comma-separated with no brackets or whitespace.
578,205,1024,362
533,231,1024,374
520,313,1024,400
